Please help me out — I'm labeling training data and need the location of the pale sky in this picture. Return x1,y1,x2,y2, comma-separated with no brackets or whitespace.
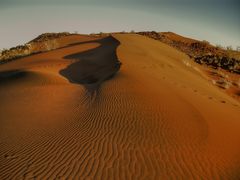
0,0,239,49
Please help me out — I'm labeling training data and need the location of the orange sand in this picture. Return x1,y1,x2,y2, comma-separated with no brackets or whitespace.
0,34,240,179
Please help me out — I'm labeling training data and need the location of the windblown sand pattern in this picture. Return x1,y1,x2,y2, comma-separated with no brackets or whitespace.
0,34,240,179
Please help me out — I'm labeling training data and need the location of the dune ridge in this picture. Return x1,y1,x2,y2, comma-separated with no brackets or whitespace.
0,34,240,179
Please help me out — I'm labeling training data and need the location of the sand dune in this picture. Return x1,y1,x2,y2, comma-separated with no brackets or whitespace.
0,34,240,179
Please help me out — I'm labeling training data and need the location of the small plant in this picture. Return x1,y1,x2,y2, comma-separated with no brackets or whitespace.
202,40,210,44
216,44,224,50
226,46,233,51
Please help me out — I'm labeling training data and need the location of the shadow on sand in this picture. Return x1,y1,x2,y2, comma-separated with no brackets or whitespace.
0,70,27,84
60,36,121,97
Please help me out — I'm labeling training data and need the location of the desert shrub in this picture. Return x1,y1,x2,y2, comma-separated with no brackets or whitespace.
202,40,210,45
216,44,224,50
226,46,233,51
44,39,59,51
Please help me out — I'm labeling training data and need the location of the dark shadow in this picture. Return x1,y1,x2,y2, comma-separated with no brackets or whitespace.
0,70,27,83
59,36,121,97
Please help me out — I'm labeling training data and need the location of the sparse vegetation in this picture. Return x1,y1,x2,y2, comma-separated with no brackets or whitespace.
226,46,233,51
0,32,71,63
202,40,210,45
138,31,240,74
44,39,59,51
0,45,31,63
28,32,70,43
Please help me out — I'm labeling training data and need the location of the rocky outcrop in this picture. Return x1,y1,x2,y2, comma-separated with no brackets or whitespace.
28,32,70,43
0,45,31,63
194,55,240,74
138,31,239,74
0,32,71,63
137,31,163,41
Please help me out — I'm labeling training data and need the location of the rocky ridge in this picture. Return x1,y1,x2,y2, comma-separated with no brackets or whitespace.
138,31,240,74
0,32,71,63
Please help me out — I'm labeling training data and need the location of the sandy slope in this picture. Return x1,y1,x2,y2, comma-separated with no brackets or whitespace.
0,34,240,179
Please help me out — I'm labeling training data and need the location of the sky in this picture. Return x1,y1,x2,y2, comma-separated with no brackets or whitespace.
0,0,239,49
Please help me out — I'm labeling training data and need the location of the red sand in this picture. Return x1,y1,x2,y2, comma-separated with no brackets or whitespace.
0,34,240,179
